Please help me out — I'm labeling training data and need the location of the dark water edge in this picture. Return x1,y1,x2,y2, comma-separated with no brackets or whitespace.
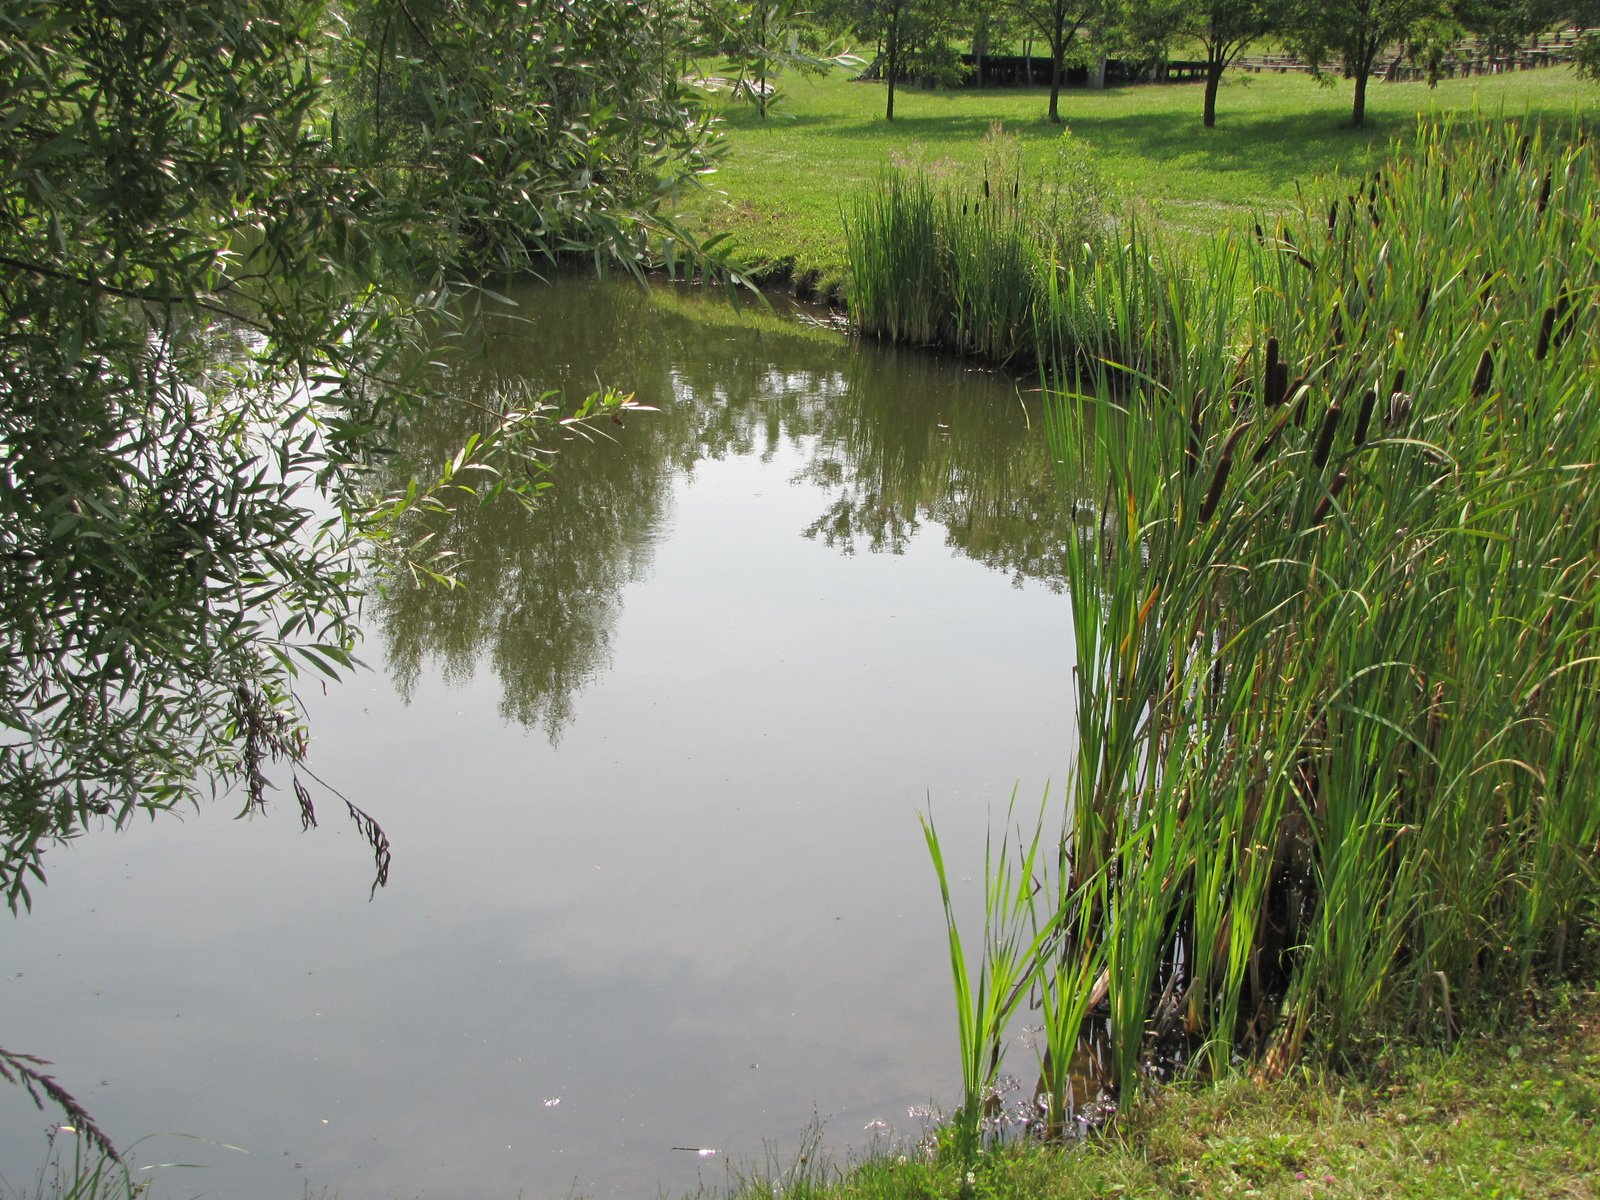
0,276,1077,1200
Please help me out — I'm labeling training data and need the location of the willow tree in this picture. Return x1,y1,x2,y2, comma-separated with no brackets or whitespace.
0,0,732,906
0,0,739,1146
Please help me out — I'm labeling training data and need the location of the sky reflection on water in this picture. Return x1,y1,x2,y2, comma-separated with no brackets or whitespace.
0,278,1074,1200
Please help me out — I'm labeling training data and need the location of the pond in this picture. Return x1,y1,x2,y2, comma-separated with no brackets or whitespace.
0,277,1075,1200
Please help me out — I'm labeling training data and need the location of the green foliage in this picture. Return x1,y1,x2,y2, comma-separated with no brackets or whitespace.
855,0,976,119
1112,0,1286,126
693,64,1596,288
0,0,735,908
1004,0,1110,121
922,791,1057,1160
1284,0,1444,125
330,0,729,272
1575,28,1600,78
0,0,411,907
708,0,865,118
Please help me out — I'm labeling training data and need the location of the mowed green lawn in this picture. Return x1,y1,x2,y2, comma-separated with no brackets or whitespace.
678,64,1599,286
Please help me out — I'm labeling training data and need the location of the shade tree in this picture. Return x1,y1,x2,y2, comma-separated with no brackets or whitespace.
1284,0,1447,125
1006,0,1110,121
1115,0,1287,125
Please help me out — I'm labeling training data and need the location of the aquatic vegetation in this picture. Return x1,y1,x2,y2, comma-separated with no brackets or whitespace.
925,117,1600,1129
844,124,1109,367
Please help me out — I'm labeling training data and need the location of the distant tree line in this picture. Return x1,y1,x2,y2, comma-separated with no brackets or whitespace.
789,0,1600,124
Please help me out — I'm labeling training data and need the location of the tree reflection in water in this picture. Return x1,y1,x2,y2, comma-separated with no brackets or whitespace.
373,275,1077,740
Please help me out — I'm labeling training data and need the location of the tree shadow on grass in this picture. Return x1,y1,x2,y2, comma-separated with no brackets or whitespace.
717,111,861,131
807,101,1585,192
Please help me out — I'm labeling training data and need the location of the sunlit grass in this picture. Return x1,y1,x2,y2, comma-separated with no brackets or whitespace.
718,987,1600,1200
681,66,1600,286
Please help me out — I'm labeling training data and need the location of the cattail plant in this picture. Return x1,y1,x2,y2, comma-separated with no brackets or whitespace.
1199,424,1249,521
1352,387,1378,445
928,118,1600,1131
1312,401,1342,468
1470,348,1495,397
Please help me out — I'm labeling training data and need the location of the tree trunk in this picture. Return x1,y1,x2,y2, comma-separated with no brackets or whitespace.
756,6,768,118
1203,56,1224,127
1351,67,1368,127
1048,2,1065,122
886,17,898,120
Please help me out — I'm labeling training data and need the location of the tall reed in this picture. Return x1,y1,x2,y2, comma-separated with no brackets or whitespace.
924,117,1600,1124
920,792,1055,1159
845,126,1109,370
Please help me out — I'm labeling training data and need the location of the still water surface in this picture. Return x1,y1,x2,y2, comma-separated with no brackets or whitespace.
0,279,1075,1200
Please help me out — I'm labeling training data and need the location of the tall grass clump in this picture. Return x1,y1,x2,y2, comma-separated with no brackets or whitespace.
3,1135,142,1200
844,124,1108,366
924,117,1600,1143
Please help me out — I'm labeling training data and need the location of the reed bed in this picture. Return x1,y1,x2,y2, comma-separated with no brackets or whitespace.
920,118,1600,1149
844,125,1109,368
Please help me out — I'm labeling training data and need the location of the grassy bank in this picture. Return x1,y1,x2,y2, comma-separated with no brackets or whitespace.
681,66,1599,290
721,989,1600,1200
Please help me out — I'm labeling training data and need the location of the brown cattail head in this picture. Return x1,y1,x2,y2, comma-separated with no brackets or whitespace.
1311,471,1350,525
1199,428,1248,523
1537,169,1553,215
1328,203,1338,233
1391,368,1406,400
1312,402,1343,468
1264,361,1287,408
1470,348,1494,398
1263,338,1281,404
1221,422,1251,460
1537,305,1557,360
1255,222,1265,243
1555,288,1576,346
1353,388,1377,445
